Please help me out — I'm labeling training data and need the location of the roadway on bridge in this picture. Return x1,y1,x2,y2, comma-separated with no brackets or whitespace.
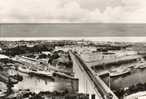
69,51,118,99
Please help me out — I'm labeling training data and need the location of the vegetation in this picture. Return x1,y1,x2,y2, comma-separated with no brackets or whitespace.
1,44,54,56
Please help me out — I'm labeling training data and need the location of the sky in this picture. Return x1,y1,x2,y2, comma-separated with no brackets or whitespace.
1,37,146,42
0,0,146,23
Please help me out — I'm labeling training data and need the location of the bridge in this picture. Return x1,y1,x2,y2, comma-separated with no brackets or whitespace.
69,51,118,99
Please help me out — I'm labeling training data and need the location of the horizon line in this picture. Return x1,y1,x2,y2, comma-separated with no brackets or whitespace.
1,37,146,42
0,22,146,24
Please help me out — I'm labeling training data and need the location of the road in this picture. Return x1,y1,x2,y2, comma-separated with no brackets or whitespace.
69,51,118,99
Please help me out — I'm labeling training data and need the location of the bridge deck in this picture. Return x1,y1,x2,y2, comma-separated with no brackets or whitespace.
69,51,118,99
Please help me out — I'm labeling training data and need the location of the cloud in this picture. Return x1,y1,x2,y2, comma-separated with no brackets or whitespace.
0,0,145,23
78,0,122,11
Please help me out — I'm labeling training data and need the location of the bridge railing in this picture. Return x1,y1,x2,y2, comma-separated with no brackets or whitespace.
69,51,118,99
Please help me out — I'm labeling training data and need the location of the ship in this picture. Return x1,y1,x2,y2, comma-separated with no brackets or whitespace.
18,66,53,77
138,64,146,69
110,68,131,77
134,62,146,69
30,70,53,77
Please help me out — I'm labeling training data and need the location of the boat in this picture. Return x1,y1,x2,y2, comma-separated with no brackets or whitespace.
18,66,53,77
98,71,110,78
18,66,30,73
124,91,146,99
30,70,53,77
138,64,146,69
134,62,146,69
110,68,130,77
128,65,135,68
53,72,75,79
